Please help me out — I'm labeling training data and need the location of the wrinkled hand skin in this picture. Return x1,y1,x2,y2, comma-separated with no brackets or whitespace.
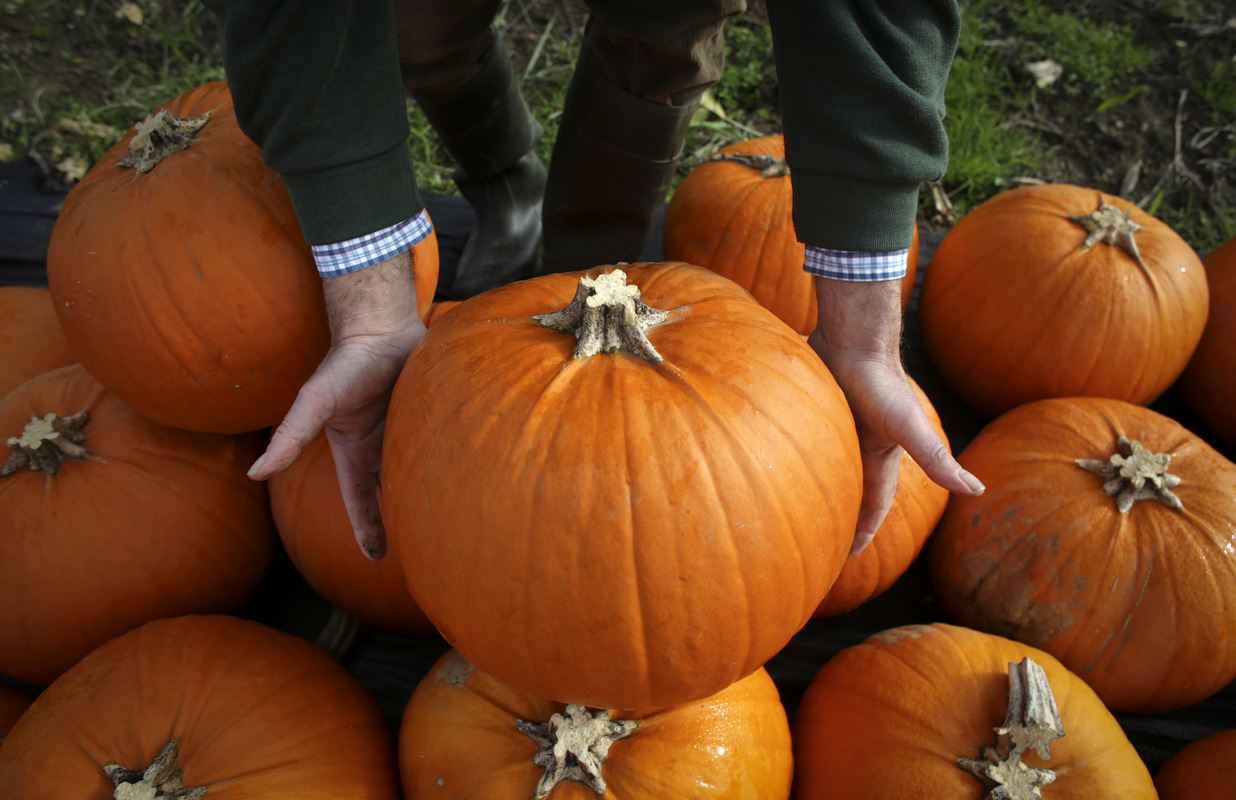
247,249,427,560
808,276,985,557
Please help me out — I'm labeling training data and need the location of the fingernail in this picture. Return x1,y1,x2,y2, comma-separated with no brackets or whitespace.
247,453,268,478
961,470,986,494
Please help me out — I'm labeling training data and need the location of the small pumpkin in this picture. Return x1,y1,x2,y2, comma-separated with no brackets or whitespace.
918,183,1208,418
0,364,277,684
269,431,436,635
1153,729,1236,800
792,622,1157,799
0,286,76,400
928,396,1236,712
813,376,950,616
45,81,439,434
663,135,917,336
382,263,863,710
0,615,401,799
1176,233,1236,446
399,650,793,799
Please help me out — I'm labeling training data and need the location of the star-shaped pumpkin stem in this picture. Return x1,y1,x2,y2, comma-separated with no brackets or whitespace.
1067,196,1146,270
709,151,791,178
103,739,210,800
535,269,670,363
1075,436,1183,513
2,410,90,477
958,658,1065,800
117,108,211,173
516,704,639,799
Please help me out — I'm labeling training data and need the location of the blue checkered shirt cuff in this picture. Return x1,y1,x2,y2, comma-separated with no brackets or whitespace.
310,210,434,277
802,245,909,281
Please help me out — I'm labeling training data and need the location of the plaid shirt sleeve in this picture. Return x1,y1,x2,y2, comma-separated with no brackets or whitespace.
309,210,434,277
802,245,909,281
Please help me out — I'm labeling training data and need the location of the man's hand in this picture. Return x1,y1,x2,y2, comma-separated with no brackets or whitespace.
247,249,427,560
808,276,984,557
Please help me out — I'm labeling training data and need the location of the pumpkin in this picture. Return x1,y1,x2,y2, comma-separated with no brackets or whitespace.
1176,233,1236,446
425,298,462,326
792,622,1157,799
0,364,277,685
0,614,401,799
0,286,77,400
382,263,863,710
662,134,917,336
1153,729,1236,800
45,81,439,434
918,183,1208,418
399,650,793,799
928,396,1236,713
813,376,950,616
269,431,436,635
0,683,34,742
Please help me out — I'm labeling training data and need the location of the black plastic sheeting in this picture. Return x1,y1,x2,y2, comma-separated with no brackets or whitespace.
2,157,1232,775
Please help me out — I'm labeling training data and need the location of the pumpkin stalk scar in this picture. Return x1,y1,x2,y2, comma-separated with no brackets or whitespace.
957,657,1065,800
2,410,90,476
103,739,209,800
117,109,211,173
516,704,639,798
1075,436,1183,512
534,269,670,363
1066,197,1146,270
708,151,791,178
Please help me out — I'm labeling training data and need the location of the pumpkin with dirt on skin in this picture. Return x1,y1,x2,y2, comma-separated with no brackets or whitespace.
45,81,439,435
927,395,1236,713
382,262,863,711
792,622,1157,799
0,363,276,685
662,134,918,336
0,615,401,799
0,286,77,400
399,650,793,799
0,682,34,742
918,183,1208,419
1176,233,1236,446
1153,729,1236,800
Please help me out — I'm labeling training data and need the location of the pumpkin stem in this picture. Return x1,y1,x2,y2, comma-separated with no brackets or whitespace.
2,411,90,477
1066,196,1147,270
117,109,211,173
1075,436,1183,513
708,151,790,178
516,704,639,799
103,739,210,800
957,657,1065,800
535,269,670,363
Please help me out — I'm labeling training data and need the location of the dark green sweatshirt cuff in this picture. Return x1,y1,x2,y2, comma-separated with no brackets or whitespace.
789,170,920,252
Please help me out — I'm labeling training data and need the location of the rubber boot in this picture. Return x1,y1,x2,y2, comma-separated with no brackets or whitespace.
539,61,699,275
412,45,546,299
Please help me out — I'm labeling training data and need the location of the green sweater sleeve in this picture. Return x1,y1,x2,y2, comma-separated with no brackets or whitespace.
203,0,422,245
766,0,960,252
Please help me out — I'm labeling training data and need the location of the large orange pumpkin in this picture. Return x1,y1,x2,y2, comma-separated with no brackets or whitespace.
1176,233,1236,446
399,650,793,799
918,183,1208,418
928,396,1236,712
45,81,439,434
662,135,917,336
0,364,276,684
269,431,435,635
1153,729,1236,800
0,615,401,799
382,262,863,710
813,376,950,616
792,623,1157,799
0,683,34,742
0,286,76,400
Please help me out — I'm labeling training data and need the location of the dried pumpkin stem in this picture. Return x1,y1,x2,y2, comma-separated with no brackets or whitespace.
708,151,790,178
957,657,1065,800
1075,435,1183,513
1067,196,1146,270
2,411,90,477
516,704,639,799
117,109,211,173
104,739,210,800
535,269,670,363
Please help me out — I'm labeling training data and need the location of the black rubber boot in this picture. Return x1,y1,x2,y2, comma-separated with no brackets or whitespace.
539,61,699,275
412,45,546,299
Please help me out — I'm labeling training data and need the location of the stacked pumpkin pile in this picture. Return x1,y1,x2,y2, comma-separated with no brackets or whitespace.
1,90,1234,799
